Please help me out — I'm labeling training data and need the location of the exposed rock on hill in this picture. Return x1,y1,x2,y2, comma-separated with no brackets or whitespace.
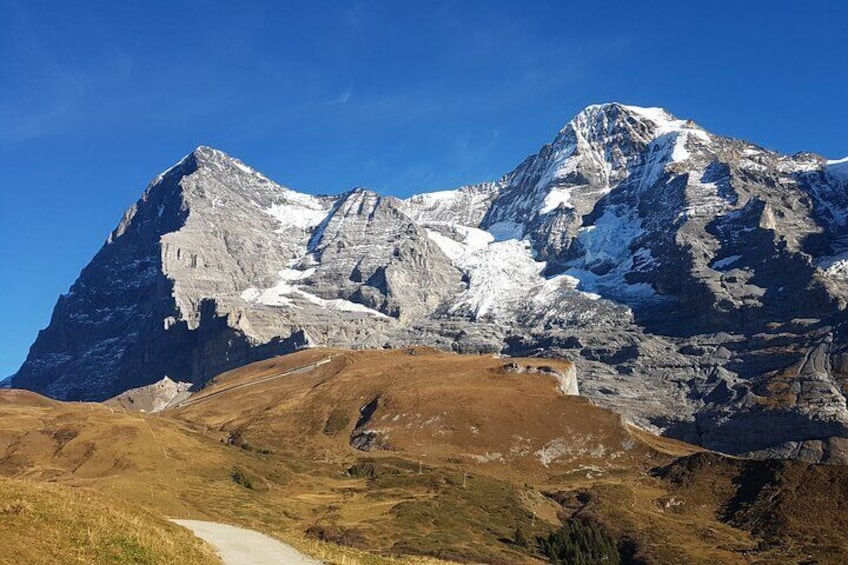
106,376,193,413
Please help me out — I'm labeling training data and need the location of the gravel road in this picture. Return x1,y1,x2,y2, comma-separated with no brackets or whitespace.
171,519,323,564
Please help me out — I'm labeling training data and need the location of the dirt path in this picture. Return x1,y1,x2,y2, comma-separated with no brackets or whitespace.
174,356,333,409
171,519,323,564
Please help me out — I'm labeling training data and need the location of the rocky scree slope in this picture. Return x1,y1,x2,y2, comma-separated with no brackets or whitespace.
11,103,848,462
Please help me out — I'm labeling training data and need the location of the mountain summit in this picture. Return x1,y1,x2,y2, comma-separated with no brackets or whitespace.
12,104,848,462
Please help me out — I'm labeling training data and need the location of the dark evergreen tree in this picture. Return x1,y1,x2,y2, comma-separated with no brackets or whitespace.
538,521,620,565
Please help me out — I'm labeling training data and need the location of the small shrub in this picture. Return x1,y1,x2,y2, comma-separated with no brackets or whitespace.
305,524,367,548
346,462,376,479
225,430,252,451
230,468,254,490
324,409,351,436
514,527,529,548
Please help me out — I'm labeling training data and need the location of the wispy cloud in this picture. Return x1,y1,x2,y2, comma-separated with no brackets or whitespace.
323,87,352,106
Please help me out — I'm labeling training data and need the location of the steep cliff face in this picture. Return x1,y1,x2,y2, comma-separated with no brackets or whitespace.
14,155,193,399
297,188,463,322
12,104,848,462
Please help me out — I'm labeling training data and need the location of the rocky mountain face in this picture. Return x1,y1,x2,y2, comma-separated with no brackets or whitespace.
12,103,848,462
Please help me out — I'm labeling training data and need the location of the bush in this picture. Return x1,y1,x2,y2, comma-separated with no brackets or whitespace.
230,468,254,490
324,409,351,436
346,462,376,479
514,527,529,548
538,520,620,565
305,524,366,548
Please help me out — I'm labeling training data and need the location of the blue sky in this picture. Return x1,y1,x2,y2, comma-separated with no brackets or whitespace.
1,0,846,378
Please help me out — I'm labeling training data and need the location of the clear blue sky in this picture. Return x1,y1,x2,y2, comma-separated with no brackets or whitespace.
1,0,846,378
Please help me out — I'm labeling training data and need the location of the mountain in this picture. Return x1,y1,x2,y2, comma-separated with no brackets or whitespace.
11,103,848,462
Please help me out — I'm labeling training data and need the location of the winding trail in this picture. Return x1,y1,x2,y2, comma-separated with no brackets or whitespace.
175,357,333,409
171,520,323,564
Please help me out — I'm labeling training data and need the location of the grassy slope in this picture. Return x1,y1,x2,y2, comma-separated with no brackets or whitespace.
1,349,847,564
0,477,217,565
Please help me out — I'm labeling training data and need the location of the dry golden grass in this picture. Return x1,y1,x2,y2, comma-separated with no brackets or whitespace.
289,537,479,565
175,348,655,481
0,476,218,564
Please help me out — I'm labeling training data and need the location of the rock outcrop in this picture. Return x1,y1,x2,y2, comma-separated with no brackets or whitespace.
105,376,192,413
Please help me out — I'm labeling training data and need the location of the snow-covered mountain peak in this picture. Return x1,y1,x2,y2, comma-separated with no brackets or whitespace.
187,145,275,181
191,144,228,159
566,102,660,137
479,104,699,229
563,103,708,149
618,104,689,131
150,145,331,224
185,145,244,172
400,181,501,226
343,186,379,197
333,187,388,217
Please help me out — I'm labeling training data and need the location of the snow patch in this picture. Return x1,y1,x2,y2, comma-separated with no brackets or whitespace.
621,105,678,126
557,275,601,300
448,239,544,318
295,288,390,317
623,105,710,141
426,225,603,319
817,250,848,278
564,211,658,301
265,193,328,231
400,182,500,226
622,105,710,164
411,189,459,203
826,157,848,182
443,236,598,320
711,255,742,271
576,211,642,269
487,221,524,241
426,226,493,263
234,161,258,176
241,268,388,317
540,186,575,213
671,134,691,162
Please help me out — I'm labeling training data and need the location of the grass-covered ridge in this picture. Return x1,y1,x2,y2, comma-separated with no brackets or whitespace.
0,477,218,564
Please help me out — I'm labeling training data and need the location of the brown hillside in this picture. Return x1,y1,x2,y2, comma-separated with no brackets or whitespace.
1,348,847,563
173,348,689,481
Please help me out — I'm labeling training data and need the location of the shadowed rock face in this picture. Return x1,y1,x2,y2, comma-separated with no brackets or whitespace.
11,104,848,462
